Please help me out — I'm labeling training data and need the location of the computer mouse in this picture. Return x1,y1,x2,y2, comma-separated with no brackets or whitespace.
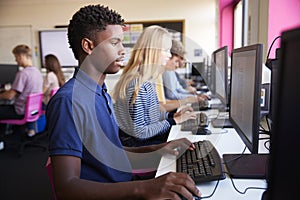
192,127,212,135
180,195,202,200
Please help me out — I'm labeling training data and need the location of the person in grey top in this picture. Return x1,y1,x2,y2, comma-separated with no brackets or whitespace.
162,40,209,102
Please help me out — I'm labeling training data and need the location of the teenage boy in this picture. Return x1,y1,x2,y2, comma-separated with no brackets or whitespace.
47,4,201,200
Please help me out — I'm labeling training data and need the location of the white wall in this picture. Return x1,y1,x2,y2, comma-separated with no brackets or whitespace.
0,0,218,68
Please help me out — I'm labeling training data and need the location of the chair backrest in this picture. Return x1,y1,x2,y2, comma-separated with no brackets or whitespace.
25,93,43,122
0,93,43,125
50,87,59,97
45,157,57,200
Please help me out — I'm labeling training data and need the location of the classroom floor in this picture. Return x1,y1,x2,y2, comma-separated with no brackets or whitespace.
0,127,54,200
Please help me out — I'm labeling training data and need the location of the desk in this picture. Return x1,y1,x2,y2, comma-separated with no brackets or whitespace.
155,113,269,200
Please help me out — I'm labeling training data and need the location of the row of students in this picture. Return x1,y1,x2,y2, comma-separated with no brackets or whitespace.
0,45,65,137
112,26,197,147
112,34,210,147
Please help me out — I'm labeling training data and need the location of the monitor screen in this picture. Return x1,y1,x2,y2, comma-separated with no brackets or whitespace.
264,27,300,200
206,56,216,94
223,44,268,179
229,44,263,154
212,46,229,107
0,64,19,87
191,62,205,78
39,29,77,68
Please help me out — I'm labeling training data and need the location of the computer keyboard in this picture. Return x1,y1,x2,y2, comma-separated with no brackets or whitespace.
181,112,208,131
211,111,233,128
177,140,225,184
191,99,209,111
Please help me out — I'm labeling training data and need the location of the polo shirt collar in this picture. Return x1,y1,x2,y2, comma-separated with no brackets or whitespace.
73,68,107,96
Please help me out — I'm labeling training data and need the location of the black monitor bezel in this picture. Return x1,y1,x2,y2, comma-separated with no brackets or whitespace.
0,64,19,86
266,27,300,200
212,46,229,106
229,43,263,154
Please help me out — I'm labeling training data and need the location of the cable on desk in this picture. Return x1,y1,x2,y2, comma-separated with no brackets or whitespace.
263,139,270,151
265,115,271,132
225,172,267,195
199,177,221,199
259,115,271,135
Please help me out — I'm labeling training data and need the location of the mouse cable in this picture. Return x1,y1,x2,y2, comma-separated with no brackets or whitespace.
225,172,267,195
199,177,221,199
265,115,272,134
263,139,270,151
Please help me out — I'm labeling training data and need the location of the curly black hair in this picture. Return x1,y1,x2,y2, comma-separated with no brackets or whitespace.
68,4,125,60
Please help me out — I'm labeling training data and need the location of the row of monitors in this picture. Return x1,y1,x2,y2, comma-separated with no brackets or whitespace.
190,27,300,199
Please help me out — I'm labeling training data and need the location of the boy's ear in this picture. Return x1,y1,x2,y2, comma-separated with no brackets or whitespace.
81,38,94,55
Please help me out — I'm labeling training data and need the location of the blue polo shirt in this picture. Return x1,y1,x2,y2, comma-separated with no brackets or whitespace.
47,68,132,182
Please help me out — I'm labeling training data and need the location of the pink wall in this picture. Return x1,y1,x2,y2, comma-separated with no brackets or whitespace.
219,0,300,58
268,0,300,58
219,0,234,55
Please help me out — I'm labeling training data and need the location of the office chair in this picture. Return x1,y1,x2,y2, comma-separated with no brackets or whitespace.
0,93,47,156
45,157,57,200
132,168,157,179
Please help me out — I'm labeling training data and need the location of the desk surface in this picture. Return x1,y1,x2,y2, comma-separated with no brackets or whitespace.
155,112,269,200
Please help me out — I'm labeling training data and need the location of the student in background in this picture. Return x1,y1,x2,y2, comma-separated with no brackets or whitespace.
162,40,209,102
42,54,65,106
113,25,196,147
0,44,43,137
47,4,201,200
171,40,197,93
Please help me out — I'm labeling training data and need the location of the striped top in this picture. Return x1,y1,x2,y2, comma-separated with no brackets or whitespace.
114,78,175,140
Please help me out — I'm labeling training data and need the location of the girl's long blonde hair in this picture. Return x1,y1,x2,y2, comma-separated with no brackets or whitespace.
112,25,171,103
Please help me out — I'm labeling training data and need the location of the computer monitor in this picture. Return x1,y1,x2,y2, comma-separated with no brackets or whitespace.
212,46,230,108
223,43,269,179
191,62,206,82
206,56,216,94
263,27,300,200
0,64,19,87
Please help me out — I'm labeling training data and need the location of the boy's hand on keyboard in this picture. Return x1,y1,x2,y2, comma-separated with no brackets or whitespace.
142,172,201,200
160,138,195,156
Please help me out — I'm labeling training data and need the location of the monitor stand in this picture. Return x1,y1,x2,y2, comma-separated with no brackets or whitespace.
223,154,269,179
